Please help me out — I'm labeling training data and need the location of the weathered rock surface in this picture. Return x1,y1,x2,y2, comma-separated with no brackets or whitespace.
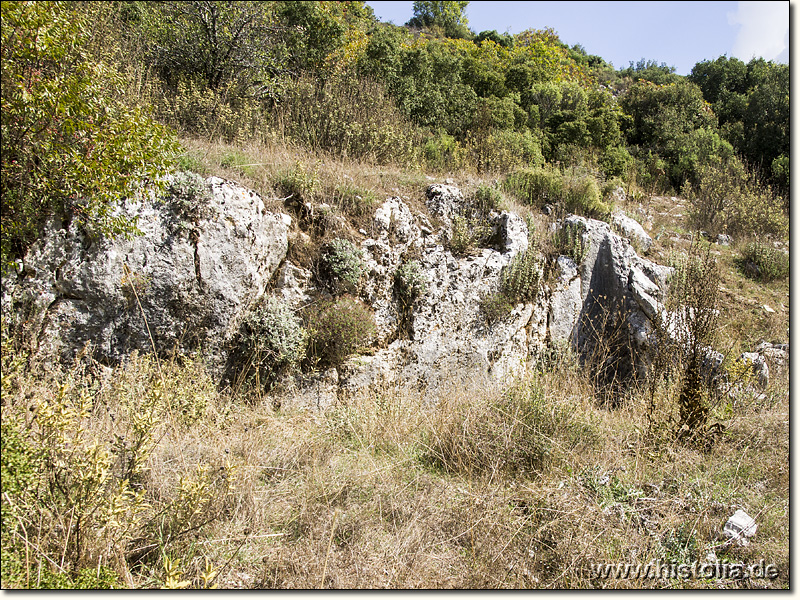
564,215,672,379
4,176,290,374
611,212,653,253
5,177,682,408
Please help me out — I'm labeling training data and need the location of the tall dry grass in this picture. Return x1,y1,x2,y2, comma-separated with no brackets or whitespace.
2,332,788,588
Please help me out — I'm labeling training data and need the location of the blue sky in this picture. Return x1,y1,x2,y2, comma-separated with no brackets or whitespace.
365,1,790,75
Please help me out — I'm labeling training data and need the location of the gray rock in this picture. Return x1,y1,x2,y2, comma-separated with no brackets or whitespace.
609,186,626,205
611,212,653,253
549,256,581,345
7,175,290,374
740,352,769,388
716,233,733,246
560,215,671,379
425,184,464,228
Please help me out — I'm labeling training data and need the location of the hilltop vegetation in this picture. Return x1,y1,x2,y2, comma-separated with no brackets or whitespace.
0,0,788,262
0,0,789,590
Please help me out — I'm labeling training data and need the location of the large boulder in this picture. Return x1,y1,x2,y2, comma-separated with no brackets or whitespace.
5,175,290,374
556,215,672,380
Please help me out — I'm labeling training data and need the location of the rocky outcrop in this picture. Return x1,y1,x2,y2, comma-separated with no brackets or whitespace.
4,175,290,374
5,176,679,407
558,215,672,380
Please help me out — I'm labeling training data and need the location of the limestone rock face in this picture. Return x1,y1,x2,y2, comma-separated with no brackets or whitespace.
560,215,672,379
5,176,682,409
345,192,546,402
611,212,653,253
5,176,290,374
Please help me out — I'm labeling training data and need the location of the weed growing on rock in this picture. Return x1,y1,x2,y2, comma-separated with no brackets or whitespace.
552,219,588,263
305,296,376,368
501,246,544,304
236,297,307,387
479,291,517,323
394,260,427,307
318,238,366,295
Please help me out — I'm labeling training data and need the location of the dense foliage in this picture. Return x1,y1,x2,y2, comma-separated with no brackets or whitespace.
0,0,789,262
0,1,179,263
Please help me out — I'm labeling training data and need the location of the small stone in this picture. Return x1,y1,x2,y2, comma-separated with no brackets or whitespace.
763,304,775,313
716,234,732,246
723,510,757,546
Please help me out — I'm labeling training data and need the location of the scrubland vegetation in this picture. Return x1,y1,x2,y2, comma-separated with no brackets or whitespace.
1,0,789,589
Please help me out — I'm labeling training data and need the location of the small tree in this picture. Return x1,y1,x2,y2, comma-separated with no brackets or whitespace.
407,1,472,39
1,1,179,263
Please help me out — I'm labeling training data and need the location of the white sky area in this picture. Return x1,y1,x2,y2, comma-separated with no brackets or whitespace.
728,1,790,63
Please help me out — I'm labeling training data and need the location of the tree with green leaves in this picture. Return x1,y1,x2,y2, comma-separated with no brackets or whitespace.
407,1,472,39
1,1,179,263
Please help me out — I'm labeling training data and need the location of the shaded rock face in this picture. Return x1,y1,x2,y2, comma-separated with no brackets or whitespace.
5,176,290,374
561,215,672,381
5,177,675,407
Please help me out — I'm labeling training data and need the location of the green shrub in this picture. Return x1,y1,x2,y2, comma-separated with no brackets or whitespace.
423,132,467,172
740,242,789,282
599,146,633,179
479,291,516,322
275,161,320,204
318,238,367,295
470,129,543,173
471,183,506,214
563,175,610,219
501,246,544,303
275,75,417,164
552,220,588,263
447,214,492,257
503,167,564,208
156,80,265,143
237,297,307,384
684,161,788,238
394,260,428,307
306,296,376,368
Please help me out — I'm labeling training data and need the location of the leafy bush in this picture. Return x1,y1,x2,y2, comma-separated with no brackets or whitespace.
501,247,544,303
447,214,493,257
237,297,307,384
394,260,428,307
563,175,610,218
276,161,320,204
503,167,564,208
684,161,788,238
470,129,543,173
740,242,789,282
306,296,376,368
275,75,417,164
318,238,367,295
423,132,467,172
156,80,265,143
471,183,506,213
1,1,179,263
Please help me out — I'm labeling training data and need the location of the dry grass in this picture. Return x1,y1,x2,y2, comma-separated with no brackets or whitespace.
2,335,788,588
